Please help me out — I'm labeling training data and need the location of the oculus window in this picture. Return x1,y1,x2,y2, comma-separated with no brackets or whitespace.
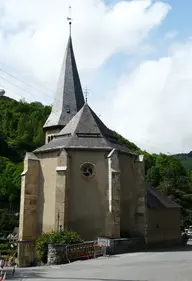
80,162,95,179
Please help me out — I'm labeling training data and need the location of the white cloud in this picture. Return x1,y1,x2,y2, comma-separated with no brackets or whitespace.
95,39,192,154
0,0,176,153
0,0,169,95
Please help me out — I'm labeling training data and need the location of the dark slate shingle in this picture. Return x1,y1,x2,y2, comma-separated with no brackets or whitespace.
44,36,85,129
35,104,135,154
147,186,180,209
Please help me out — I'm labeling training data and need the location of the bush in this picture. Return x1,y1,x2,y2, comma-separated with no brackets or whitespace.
35,230,83,264
0,243,10,250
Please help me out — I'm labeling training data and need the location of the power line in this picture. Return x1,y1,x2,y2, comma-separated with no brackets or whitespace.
0,77,89,121
0,84,23,100
0,62,96,120
0,60,52,93
0,67,52,99
0,75,52,103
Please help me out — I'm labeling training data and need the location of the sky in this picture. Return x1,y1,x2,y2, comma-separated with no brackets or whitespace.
0,0,192,154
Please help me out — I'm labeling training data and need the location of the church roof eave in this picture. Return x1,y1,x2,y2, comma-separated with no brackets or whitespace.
35,104,136,156
34,145,135,155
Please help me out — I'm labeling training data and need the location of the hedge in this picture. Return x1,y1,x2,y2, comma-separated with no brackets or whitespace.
36,230,83,264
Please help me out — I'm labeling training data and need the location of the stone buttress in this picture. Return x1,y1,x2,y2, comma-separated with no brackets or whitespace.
18,153,39,267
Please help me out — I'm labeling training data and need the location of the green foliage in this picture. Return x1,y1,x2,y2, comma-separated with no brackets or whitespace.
0,99,51,157
36,230,83,264
0,157,23,207
0,243,9,250
146,153,192,227
174,151,192,171
0,98,51,231
0,209,18,233
0,243,17,256
113,131,140,152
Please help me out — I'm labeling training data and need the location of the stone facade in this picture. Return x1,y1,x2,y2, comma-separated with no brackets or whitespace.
147,208,181,245
18,153,39,267
19,153,39,241
134,155,148,242
18,148,148,266
45,128,61,144
106,149,121,238
55,150,70,231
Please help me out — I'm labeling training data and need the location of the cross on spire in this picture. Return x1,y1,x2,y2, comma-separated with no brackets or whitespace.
84,87,90,103
67,5,72,36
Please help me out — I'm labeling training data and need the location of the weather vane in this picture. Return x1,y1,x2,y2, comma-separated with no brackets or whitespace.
67,5,72,35
84,87,90,103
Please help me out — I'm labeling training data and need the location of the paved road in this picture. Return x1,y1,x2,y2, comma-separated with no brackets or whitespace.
8,243,192,281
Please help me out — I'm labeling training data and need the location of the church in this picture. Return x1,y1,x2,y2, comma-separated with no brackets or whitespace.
18,21,181,266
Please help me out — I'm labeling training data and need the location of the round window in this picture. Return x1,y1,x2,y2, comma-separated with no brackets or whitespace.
80,162,95,179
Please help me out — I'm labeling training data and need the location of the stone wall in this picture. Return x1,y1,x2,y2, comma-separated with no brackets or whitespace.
47,244,68,265
47,238,145,266
147,208,181,245
18,152,39,267
19,153,39,241
106,149,121,238
55,150,69,231
17,240,36,267
98,237,145,255
67,150,108,240
134,155,148,241
146,238,182,249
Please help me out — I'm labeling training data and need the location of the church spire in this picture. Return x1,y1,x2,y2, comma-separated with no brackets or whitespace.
44,10,85,136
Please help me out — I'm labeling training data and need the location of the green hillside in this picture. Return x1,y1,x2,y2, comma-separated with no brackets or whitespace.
1,96,192,230
0,97,51,210
174,152,192,171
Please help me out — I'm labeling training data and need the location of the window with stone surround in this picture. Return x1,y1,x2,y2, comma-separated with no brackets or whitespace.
48,135,54,143
80,162,95,179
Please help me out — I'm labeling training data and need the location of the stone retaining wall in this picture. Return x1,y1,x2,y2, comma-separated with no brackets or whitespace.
98,237,145,255
47,238,145,265
146,238,183,250
47,244,68,265
47,237,183,266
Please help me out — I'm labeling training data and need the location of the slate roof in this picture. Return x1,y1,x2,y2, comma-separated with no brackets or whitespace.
44,35,85,129
35,103,135,154
147,186,180,209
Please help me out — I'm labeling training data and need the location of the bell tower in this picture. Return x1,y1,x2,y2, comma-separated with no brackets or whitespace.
44,14,85,144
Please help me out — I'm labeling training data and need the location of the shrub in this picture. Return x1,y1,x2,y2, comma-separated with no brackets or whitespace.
35,230,83,264
0,243,10,250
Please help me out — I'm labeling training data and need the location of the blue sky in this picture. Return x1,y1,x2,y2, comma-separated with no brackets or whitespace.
162,0,191,37
90,0,192,103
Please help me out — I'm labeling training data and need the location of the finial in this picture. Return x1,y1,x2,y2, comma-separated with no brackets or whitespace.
67,5,72,36
84,87,89,103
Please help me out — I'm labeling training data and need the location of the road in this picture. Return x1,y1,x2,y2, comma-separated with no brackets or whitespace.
8,242,192,281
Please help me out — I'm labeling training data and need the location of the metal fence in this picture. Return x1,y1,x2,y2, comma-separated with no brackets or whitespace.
65,241,107,263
